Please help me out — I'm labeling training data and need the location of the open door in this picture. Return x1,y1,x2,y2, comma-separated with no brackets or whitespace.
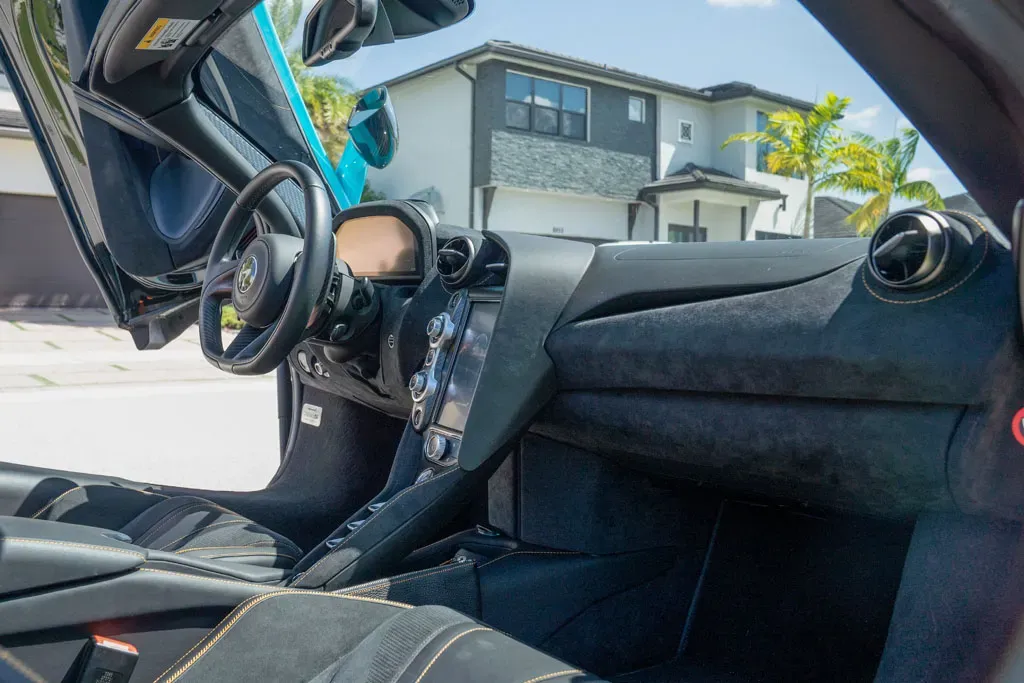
0,0,349,348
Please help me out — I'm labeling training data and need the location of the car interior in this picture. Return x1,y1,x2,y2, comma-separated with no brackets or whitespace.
2,0,1024,681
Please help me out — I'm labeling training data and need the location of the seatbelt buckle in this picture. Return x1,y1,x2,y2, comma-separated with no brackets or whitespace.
75,636,138,683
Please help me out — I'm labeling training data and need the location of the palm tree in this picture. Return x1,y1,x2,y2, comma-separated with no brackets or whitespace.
268,0,357,165
723,92,878,238
843,128,945,236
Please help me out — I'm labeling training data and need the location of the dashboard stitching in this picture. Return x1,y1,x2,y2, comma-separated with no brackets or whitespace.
861,211,990,305
294,468,460,586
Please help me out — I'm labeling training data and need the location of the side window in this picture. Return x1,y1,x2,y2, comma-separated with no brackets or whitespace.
756,111,771,173
503,72,588,140
628,96,645,123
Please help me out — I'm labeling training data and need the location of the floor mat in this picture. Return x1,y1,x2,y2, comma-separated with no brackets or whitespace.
675,502,912,683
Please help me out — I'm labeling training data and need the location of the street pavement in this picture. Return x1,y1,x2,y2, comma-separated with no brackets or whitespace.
0,308,280,491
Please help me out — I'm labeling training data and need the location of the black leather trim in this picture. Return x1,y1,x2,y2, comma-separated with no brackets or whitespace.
0,517,147,597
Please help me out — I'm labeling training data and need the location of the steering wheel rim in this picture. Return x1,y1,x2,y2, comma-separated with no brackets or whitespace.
199,161,334,376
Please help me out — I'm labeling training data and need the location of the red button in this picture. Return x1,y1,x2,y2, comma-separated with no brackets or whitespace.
1011,408,1024,447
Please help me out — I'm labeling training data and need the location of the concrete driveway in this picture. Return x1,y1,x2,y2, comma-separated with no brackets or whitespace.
0,308,281,491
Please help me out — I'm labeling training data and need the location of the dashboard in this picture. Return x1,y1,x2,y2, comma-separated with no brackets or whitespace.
288,198,1024,523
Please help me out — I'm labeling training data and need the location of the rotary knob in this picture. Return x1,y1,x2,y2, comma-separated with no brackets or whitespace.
426,315,445,338
425,432,449,462
427,313,456,348
409,371,429,394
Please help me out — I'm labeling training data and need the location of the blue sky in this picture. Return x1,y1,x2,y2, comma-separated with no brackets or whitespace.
300,0,965,203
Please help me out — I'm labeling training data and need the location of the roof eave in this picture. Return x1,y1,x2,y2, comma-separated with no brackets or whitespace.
642,180,785,201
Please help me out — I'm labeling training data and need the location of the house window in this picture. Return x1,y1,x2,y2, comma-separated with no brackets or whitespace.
755,230,800,240
678,119,694,144
505,72,588,140
669,224,707,242
628,96,645,123
756,111,772,172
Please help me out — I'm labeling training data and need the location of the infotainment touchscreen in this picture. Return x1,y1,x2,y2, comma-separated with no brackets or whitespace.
435,302,499,432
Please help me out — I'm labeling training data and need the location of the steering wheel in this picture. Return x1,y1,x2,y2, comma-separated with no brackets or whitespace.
199,161,334,375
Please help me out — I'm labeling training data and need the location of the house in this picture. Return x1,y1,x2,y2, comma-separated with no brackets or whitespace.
0,69,102,307
366,40,815,242
813,196,861,238
814,192,991,239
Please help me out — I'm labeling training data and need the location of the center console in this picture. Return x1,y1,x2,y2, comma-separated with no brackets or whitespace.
409,289,501,468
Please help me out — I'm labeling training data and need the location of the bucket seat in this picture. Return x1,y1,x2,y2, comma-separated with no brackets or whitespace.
20,484,300,569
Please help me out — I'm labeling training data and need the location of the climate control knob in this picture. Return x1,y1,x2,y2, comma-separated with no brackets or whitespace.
426,313,456,348
425,432,449,462
408,371,429,394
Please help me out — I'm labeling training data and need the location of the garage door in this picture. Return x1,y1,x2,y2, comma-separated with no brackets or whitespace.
0,193,103,307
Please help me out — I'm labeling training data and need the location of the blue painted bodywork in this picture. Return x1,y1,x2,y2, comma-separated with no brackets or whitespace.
252,2,366,208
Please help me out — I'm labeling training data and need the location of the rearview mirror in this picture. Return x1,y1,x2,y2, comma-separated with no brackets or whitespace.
302,0,379,67
303,0,476,66
348,87,399,169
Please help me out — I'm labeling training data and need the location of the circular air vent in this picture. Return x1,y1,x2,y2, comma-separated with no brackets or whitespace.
868,210,951,290
437,236,475,287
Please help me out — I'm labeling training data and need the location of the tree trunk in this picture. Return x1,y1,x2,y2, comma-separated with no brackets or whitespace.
803,177,814,239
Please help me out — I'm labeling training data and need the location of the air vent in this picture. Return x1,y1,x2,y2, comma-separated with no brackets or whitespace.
868,210,951,290
437,236,476,287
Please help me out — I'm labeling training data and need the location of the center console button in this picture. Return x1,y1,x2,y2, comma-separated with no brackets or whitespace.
415,469,434,484
367,502,386,513
346,520,366,532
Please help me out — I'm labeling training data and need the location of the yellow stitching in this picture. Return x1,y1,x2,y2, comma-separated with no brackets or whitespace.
522,670,583,683
478,551,580,569
133,502,222,546
159,519,251,550
295,468,460,586
412,627,490,683
3,537,144,560
0,649,47,683
172,541,279,554
861,212,990,305
342,562,472,596
195,551,298,562
156,591,411,682
30,486,83,518
136,567,289,590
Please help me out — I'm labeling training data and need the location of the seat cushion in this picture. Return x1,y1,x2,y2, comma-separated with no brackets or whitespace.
153,592,604,683
26,485,302,569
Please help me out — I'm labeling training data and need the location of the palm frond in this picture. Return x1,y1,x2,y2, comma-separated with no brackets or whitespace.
896,180,945,208
846,193,892,236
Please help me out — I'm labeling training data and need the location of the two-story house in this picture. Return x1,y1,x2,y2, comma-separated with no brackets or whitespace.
366,41,814,242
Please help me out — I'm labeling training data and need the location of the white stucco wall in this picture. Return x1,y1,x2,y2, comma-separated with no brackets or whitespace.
659,196,744,242
632,203,656,241
0,136,55,197
366,67,472,226
745,171,809,237
657,95,714,177
710,101,749,178
488,188,628,241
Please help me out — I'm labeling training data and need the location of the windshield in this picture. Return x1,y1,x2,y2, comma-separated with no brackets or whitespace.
258,0,967,241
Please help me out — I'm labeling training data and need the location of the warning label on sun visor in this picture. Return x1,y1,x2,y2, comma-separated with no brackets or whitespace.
136,18,200,50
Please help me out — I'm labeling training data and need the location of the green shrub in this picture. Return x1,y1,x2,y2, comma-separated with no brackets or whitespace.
221,304,245,330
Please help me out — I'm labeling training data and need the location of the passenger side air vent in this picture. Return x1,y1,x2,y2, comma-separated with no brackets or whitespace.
437,236,475,287
868,210,951,290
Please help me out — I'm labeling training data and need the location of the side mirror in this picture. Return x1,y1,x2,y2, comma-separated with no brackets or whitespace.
347,87,398,169
302,0,379,67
